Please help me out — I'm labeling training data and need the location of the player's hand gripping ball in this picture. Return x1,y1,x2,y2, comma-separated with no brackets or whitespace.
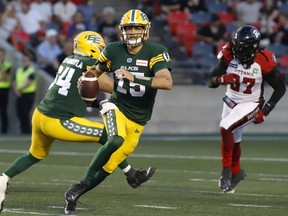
79,71,99,103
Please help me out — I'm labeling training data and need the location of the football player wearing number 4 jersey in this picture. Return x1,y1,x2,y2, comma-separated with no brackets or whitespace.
0,31,156,213
64,9,173,214
208,25,286,193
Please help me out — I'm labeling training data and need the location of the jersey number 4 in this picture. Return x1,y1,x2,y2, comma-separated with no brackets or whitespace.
49,65,75,96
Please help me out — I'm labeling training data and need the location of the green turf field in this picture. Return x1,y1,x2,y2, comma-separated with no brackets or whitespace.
0,135,288,216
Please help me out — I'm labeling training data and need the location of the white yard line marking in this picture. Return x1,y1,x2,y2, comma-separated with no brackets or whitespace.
134,204,177,210
189,178,218,182
259,178,288,182
3,209,64,215
229,204,272,208
1,149,288,163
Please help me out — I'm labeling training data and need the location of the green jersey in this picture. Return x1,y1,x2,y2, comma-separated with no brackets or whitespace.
98,41,172,125
37,55,97,119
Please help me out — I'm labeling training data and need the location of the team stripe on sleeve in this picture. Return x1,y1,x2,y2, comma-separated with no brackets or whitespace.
149,54,165,70
98,52,111,70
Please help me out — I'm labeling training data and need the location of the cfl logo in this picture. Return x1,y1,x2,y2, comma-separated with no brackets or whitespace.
87,35,101,44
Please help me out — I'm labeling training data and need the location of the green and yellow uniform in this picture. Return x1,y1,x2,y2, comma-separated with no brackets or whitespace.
97,41,172,173
31,55,105,159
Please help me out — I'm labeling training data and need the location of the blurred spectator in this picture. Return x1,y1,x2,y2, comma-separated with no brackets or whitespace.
36,29,62,77
77,0,98,25
156,0,187,22
53,0,77,29
235,0,262,25
0,0,5,14
196,14,227,54
259,0,279,46
30,0,53,25
52,39,73,69
0,3,20,41
16,1,45,36
184,0,207,14
9,22,31,53
137,0,155,20
272,13,288,46
0,48,12,134
97,6,119,42
13,55,38,134
66,11,88,39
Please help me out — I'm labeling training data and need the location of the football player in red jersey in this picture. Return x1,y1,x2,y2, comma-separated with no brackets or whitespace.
208,25,286,193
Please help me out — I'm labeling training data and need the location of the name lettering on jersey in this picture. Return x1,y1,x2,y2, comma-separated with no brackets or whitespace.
247,107,260,121
120,66,139,71
136,59,148,66
235,69,254,76
63,57,83,69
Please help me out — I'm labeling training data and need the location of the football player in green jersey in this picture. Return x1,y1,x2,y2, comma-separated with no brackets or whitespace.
0,31,155,213
64,9,173,214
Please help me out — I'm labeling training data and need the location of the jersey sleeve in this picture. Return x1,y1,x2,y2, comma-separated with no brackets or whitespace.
97,43,113,72
256,50,277,76
149,44,172,73
217,42,233,66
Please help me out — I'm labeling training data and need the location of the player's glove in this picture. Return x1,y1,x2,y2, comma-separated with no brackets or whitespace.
217,74,236,85
253,109,265,124
253,102,275,124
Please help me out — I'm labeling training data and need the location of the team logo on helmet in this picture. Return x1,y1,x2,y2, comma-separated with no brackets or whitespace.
73,31,105,59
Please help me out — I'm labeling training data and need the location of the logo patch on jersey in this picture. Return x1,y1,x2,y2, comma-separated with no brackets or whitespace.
127,58,133,63
229,62,237,68
253,68,259,75
163,52,171,62
136,59,148,66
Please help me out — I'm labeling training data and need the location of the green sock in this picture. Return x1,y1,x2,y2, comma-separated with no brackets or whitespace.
4,153,41,178
82,168,110,190
85,136,124,176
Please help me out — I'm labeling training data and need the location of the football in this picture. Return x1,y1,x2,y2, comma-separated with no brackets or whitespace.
79,71,99,102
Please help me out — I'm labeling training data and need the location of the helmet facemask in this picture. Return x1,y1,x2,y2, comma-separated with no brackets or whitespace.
120,25,147,47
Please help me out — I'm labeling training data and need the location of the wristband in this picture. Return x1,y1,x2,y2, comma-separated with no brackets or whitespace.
262,102,275,116
134,75,152,87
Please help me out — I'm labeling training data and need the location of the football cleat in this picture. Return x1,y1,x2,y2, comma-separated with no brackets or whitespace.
223,169,246,193
218,167,232,191
64,181,88,215
127,167,156,188
0,174,9,212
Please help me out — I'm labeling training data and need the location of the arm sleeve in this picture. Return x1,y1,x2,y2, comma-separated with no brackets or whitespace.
262,67,286,115
207,60,227,88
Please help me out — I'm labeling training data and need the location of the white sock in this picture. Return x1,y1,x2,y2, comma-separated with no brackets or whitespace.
122,165,132,174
